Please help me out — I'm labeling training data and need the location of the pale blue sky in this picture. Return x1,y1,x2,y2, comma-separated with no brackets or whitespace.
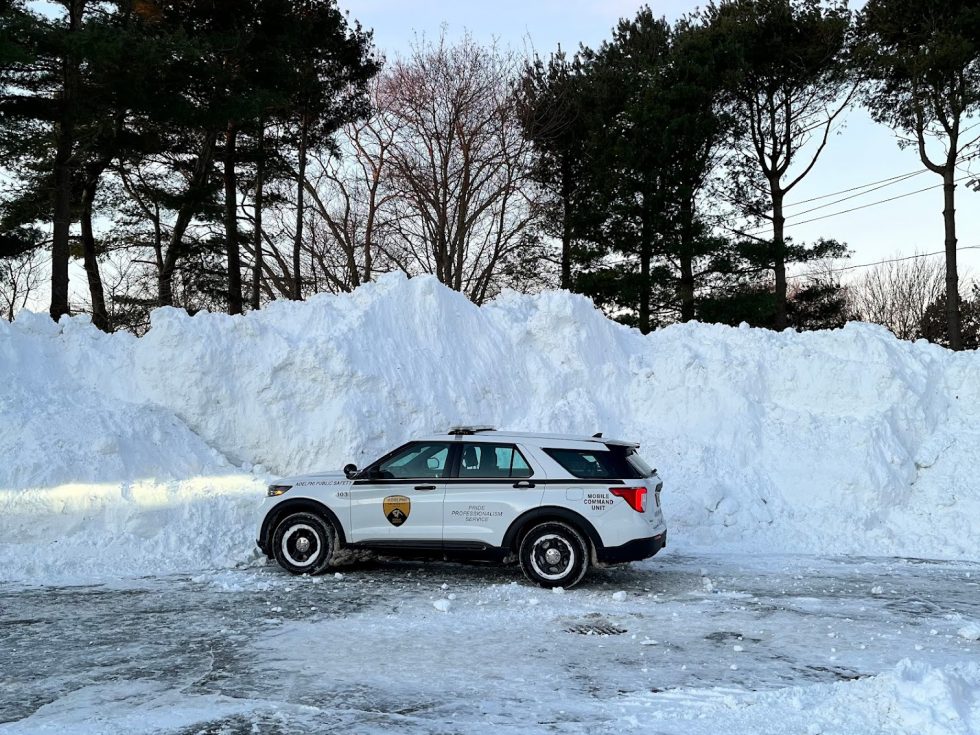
341,0,980,278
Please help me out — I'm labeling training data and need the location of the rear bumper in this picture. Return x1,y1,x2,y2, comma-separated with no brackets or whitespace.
597,530,666,564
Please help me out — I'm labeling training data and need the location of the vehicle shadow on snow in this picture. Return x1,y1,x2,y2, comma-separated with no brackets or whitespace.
296,555,692,593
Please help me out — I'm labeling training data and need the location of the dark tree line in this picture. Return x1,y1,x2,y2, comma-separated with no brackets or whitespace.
1,0,978,348
520,0,979,343
0,0,377,330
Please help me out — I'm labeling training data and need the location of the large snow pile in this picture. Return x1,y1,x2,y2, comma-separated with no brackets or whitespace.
2,273,979,583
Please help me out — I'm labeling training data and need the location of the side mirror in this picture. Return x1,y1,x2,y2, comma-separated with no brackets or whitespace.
426,457,440,470
343,463,358,479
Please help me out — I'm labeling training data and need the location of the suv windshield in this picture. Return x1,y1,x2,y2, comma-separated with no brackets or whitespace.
544,445,653,480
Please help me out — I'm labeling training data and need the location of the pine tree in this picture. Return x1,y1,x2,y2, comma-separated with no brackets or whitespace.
700,0,853,331
856,0,980,350
518,49,591,290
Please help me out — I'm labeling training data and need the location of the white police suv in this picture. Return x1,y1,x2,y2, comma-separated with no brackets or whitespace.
256,427,667,588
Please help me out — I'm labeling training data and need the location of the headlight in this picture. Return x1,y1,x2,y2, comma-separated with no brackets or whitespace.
267,485,292,497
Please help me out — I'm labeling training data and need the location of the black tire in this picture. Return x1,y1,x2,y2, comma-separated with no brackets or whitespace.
518,521,589,589
271,512,336,575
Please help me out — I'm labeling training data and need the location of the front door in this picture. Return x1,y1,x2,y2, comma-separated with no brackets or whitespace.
349,441,453,545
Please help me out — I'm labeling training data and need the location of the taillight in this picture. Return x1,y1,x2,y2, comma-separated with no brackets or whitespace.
610,486,647,513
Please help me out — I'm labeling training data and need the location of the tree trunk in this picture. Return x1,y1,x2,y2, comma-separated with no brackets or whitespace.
80,181,109,331
50,0,85,323
51,128,73,323
251,120,265,311
362,200,373,285
159,130,218,308
772,188,788,331
639,198,652,335
942,170,961,350
678,195,696,322
224,121,243,315
292,120,308,301
560,156,572,291
679,257,695,323
158,270,174,308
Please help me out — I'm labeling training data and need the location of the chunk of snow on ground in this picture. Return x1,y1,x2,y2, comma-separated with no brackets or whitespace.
433,598,452,612
958,623,980,641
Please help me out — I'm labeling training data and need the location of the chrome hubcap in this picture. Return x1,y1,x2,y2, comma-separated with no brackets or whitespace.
545,548,562,565
295,537,311,553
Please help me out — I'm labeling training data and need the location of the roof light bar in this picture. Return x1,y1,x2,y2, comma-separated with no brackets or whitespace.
447,425,497,435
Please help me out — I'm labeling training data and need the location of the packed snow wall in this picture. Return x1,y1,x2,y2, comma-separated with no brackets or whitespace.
2,273,979,583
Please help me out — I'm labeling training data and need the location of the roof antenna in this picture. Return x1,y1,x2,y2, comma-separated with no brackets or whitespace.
592,432,603,438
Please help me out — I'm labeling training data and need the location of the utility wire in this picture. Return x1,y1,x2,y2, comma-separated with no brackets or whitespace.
594,244,980,277
781,168,926,210
786,244,980,281
757,149,980,219
739,172,976,236
785,171,925,218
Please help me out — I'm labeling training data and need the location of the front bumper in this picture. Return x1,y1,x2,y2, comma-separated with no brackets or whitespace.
597,530,666,564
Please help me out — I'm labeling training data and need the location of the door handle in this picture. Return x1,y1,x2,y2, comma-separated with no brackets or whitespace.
414,484,437,491
513,481,536,489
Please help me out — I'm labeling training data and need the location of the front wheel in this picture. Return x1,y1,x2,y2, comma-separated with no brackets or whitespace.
519,522,590,589
272,512,336,575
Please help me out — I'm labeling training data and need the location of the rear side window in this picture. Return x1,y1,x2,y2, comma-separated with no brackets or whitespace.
544,446,651,479
459,443,533,478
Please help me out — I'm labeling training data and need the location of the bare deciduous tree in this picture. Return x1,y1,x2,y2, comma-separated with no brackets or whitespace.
0,249,44,321
854,253,952,340
302,84,403,293
381,32,546,304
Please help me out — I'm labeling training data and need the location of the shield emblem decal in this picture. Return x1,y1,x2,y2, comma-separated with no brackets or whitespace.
383,495,411,527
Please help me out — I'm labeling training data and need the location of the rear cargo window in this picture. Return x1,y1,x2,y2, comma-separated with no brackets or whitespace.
544,447,651,479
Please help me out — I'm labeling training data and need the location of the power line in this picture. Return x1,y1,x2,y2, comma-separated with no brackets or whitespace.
740,172,976,235
751,149,980,221
593,243,980,277
787,244,980,281
785,171,925,218
781,168,926,210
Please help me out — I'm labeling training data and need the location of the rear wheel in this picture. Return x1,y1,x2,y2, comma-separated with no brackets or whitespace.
518,522,589,589
272,512,335,575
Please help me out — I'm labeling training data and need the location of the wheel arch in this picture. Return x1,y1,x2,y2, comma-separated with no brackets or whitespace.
260,498,347,553
502,506,603,558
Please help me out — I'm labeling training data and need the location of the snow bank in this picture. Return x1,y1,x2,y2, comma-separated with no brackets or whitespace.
2,273,980,583
8,660,974,735
638,659,980,735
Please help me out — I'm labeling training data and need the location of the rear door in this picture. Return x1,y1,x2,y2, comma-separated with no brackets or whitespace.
349,441,453,545
442,442,543,548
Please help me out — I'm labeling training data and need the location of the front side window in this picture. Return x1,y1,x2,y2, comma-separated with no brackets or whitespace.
376,442,451,479
458,443,533,478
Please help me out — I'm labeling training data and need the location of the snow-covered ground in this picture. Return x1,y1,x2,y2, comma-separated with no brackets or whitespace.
2,554,978,734
2,274,980,732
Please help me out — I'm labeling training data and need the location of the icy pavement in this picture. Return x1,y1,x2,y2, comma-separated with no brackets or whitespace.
2,553,979,734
